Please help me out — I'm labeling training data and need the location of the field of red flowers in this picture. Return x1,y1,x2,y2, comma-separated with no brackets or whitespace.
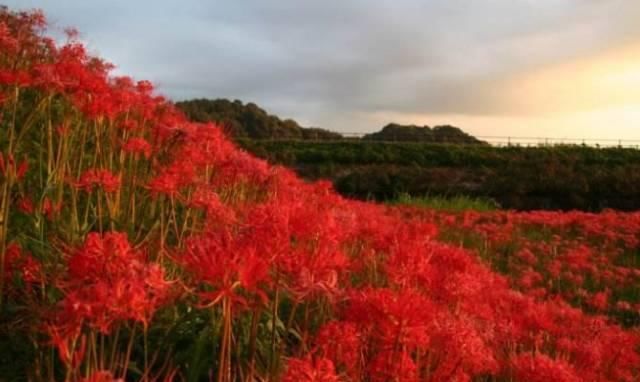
0,7,639,382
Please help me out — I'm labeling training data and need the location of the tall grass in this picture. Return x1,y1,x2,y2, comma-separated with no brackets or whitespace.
392,193,499,212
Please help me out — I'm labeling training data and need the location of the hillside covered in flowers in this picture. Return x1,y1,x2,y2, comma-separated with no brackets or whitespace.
0,7,639,381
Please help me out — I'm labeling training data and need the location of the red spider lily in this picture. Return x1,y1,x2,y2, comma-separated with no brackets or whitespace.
75,169,121,193
49,232,173,334
16,158,28,180
179,229,269,309
0,21,18,53
41,197,62,220
279,244,348,302
427,314,499,379
188,187,236,224
519,267,544,289
282,356,341,382
122,137,152,158
47,328,86,369
2,243,42,285
368,351,417,382
345,288,435,350
79,370,124,382
147,162,196,197
245,195,352,301
588,289,610,311
16,195,35,214
315,321,362,379
382,223,438,288
509,353,580,382
0,69,32,86
0,153,28,180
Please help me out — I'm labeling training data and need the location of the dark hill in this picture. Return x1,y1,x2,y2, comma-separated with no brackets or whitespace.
175,98,343,140
363,123,487,144
176,99,486,144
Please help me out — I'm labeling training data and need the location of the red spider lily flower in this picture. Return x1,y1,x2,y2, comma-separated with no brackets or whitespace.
315,321,362,379
188,188,237,225
616,300,632,311
121,119,138,130
75,169,121,193
147,162,196,197
280,245,347,302
345,288,435,350
41,197,62,220
3,243,23,283
15,158,28,180
509,353,580,382
79,370,124,382
0,153,28,180
20,254,42,284
122,137,152,158
0,69,32,87
17,195,35,214
368,351,417,382
147,171,180,197
0,21,18,53
548,260,563,278
60,334,86,369
179,230,269,309
2,243,42,285
136,80,153,95
282,356,341,382
588,290,610,311
50,232,173,334
428,314,499,379
45,323,86,369
519,268,543,290
516,248,538,266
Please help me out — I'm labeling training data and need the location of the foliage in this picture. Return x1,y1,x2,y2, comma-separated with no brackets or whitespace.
391,193,499,212
363,123,487,144
239,140,640,211
175,98,343,140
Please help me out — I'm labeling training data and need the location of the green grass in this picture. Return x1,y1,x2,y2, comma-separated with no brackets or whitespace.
390,193,499,212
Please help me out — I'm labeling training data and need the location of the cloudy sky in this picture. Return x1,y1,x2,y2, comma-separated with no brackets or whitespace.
7,0,640,140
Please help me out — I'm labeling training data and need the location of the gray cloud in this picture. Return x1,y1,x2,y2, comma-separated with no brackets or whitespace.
5,0,640,132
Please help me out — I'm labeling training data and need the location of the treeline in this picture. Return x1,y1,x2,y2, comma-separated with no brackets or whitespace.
238,140,640,211
176,99,484,143
175,99,342,139
363,123,487,144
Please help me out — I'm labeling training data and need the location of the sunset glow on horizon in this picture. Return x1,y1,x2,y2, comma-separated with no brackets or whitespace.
6,0,640,140
369,42,640,142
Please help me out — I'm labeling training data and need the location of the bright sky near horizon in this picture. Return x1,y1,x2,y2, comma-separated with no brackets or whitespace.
6,0,640,140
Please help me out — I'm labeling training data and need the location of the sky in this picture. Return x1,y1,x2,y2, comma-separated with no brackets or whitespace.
6,0,640,141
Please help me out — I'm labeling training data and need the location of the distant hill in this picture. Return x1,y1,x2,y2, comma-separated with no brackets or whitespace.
175,98,343,140
363,123,487,144
176,99,485,144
